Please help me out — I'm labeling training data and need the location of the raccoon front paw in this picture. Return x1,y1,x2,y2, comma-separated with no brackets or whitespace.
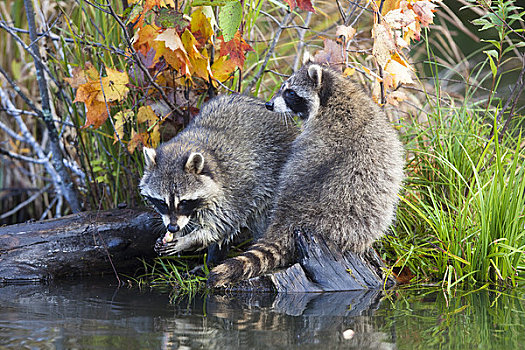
207,260,245,288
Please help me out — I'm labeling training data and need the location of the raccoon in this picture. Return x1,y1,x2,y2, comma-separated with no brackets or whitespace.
208,63,404,287
139,94,297,260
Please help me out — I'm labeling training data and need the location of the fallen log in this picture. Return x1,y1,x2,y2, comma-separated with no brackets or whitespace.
0,208,394,290
0,208,160,283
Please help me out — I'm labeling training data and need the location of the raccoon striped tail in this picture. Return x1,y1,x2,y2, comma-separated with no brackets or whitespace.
207,237,293,288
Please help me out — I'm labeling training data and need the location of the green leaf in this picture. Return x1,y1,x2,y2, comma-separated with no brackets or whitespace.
481,39,501,50
155,8,189,30
472,18,494,31
219,1,242,42
484,51,498,78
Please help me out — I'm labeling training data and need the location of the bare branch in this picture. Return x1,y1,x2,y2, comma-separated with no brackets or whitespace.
24,0,82,212
243,11,295,94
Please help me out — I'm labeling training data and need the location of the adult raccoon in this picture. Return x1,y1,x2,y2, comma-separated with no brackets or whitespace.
139,94,297,262
208,63,404,287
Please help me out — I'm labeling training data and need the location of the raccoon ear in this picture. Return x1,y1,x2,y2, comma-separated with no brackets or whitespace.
185,152,205,174
302,50,314,65
307,65,323,89
143,147,156,168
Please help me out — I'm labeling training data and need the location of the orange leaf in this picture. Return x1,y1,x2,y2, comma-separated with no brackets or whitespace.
132,25,160,56
128,129,144,153
83,100,109,129
219,31,254,68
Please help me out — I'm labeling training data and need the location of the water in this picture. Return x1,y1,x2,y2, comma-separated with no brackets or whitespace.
1,280,524,349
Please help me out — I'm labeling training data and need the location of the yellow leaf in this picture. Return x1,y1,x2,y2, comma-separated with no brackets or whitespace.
181,29,203,60
113,110,133,144
65,62,99,88
189,47,212,80
191,8,213,43
343,67,356,77
137,105,158,125
97,68,129,102
376,0,401,15
210,55,236,84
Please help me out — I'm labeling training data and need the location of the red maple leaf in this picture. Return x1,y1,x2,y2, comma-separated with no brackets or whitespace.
218,31,254,68
283,0,315,12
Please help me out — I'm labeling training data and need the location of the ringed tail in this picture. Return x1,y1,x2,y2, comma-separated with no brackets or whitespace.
207,237,293,288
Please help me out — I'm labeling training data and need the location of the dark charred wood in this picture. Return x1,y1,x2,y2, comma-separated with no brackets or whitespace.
0,208,160,283
225,229,395,293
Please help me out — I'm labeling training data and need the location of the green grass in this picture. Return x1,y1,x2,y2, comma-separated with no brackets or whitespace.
382,96,525,287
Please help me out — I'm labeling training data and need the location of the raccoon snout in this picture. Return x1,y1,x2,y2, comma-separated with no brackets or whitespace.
265,101,274,111
167,223,180,233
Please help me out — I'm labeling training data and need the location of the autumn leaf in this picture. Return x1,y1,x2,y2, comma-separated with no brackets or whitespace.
98,68,130,102
190,8,213,45
68,64,129,128
137,106,161,148
336,25,357,42
313,39,345,66
155,28,191,74
132,25,160,57
113,110,133,143
64,63,98,88
412,0,438,27
372,23,397,68
211,55,237,84
128,129,144,153
375,0,401,15
284,0,315,12
154,8,189,30
181,29,203,60
384,56,415,86
219,31,254,68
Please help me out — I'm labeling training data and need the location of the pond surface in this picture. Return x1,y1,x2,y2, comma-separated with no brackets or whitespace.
0,280,524,349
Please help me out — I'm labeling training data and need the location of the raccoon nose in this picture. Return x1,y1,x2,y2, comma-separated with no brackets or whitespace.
265,101,274,111
167,224,180,233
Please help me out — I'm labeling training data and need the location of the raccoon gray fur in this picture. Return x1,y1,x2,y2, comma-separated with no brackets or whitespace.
208,63,404,287
139,94,297,258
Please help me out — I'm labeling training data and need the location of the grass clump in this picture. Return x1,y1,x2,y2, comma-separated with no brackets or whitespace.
383,96,525,287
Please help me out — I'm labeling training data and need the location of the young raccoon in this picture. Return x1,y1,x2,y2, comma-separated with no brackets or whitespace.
139,94,297,260
208,63,404,287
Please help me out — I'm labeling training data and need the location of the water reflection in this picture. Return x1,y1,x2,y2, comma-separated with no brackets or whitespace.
0,281,524,349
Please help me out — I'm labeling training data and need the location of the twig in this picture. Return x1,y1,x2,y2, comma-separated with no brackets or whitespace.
0,64,45,117
0,184,51,220
243,11,294,94
24,0,82,213
293,7,314,71
0,147,50,164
